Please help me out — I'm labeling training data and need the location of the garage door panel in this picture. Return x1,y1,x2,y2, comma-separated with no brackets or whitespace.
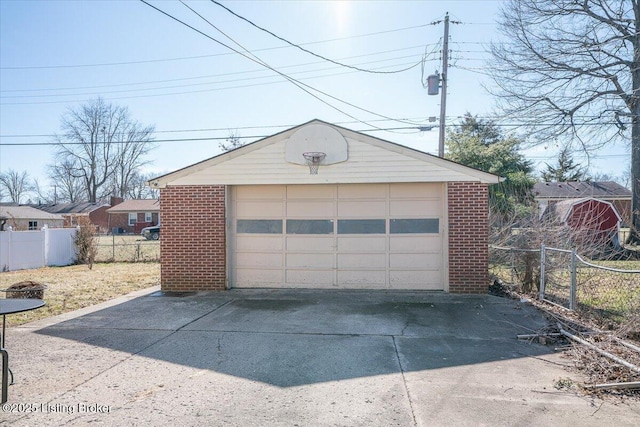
337,200,386,217
390,200,441,217
337,270,386,287
390,253,441,269
236,252,282,267
287,236,334,251
236,201,283,218
236,268,283,285
390,236,442,252
338,184,387,199
390,270,443,288
286,201,335,217
287,184,335,199
236,236,283,251
286,270,334,286
338,253,386,268
390,183,442,198
287,253,334,268
235,185,285,200
337,236,386,252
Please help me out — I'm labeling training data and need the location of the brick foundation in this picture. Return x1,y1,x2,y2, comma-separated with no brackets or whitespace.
448,182,490,293
160,185,226,292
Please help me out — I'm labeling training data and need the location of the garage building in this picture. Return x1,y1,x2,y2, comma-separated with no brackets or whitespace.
149,120,500,293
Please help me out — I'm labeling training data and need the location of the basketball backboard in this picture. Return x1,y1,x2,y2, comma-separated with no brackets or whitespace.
285,123,349,166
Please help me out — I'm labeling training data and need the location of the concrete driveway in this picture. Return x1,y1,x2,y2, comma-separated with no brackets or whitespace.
2,288,639,426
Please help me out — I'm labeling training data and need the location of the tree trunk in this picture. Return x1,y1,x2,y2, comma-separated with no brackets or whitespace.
632,113,640,244
630,11,640,245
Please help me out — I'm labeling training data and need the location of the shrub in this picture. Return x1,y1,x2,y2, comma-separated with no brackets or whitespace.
73,217,98,269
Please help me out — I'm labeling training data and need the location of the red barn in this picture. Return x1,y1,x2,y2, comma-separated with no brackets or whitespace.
546,197,622,246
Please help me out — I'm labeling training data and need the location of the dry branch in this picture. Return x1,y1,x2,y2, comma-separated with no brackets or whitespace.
558,323,640,375
585,382,640,391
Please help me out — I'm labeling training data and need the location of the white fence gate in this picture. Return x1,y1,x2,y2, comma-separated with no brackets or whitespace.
0,226,77,272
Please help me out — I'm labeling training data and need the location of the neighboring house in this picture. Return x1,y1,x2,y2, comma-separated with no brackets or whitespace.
148,119,500,294
541,197,622,247
0,205,64,230
106,199,160,234
31,201,112,233
533,181,631,226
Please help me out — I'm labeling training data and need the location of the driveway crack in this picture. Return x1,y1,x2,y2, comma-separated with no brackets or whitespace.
392,335,418,427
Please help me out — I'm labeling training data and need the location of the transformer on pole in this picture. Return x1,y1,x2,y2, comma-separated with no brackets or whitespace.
427,74,440,96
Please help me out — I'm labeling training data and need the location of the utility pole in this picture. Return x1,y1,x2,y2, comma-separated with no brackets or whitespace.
438,13,450,158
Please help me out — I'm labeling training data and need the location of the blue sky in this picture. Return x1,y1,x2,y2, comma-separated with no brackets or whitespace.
0,0,631,196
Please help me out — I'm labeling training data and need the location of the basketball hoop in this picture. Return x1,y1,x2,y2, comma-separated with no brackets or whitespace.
302,152,326,175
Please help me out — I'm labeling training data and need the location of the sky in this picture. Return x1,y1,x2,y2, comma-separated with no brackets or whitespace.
0,0,632,201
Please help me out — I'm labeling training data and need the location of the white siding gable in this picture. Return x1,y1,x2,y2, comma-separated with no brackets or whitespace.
150,120,500,188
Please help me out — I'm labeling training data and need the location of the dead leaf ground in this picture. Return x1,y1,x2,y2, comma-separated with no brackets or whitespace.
0,262,160,326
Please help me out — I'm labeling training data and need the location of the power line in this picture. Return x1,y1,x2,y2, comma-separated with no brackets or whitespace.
149,0,423,129
0,20,432,70
0,56,421,100
1,137,630,163
0,135,264,147
1,120,632,142
0,126,427,146
177,0,389,130
0,59,420,106
210,0,421,75
0,117,430,138
2,45,427,93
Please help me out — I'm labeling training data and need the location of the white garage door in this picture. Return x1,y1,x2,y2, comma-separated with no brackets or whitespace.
229,183,445,290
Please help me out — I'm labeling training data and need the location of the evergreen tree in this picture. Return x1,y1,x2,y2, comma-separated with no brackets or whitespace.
541,145,589,182
446,113,536,218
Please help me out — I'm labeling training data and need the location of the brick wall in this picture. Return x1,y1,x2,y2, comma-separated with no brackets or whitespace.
160,185,226,292
108,211,159,234
448,182,490,293
89,206,111,233
108,213,133,233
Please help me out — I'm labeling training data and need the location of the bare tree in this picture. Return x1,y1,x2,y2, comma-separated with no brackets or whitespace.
0,169,33,203
218,130,245,152
48,158,85,203
54,98,154,203
127,171,159,199
110,121,154,198
32,179,55,204
489,1,640,242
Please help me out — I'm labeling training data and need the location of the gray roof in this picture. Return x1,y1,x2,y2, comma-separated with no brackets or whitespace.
533,181,631,200
0,205,64,220
30,202,108,214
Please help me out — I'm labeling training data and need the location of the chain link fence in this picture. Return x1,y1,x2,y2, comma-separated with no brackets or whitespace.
95,235,160,262
490,244,640,326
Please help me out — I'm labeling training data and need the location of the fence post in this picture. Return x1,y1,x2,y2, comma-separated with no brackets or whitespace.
42,225,49,266
539,243,546,301
570,249,577,310
6,227,12,272
510,249,515,285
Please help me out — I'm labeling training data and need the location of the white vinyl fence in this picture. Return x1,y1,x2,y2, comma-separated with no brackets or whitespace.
0,226,77,272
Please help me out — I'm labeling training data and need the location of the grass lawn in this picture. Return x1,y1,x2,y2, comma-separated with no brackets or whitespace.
95,235,160,262
0,262,160,327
